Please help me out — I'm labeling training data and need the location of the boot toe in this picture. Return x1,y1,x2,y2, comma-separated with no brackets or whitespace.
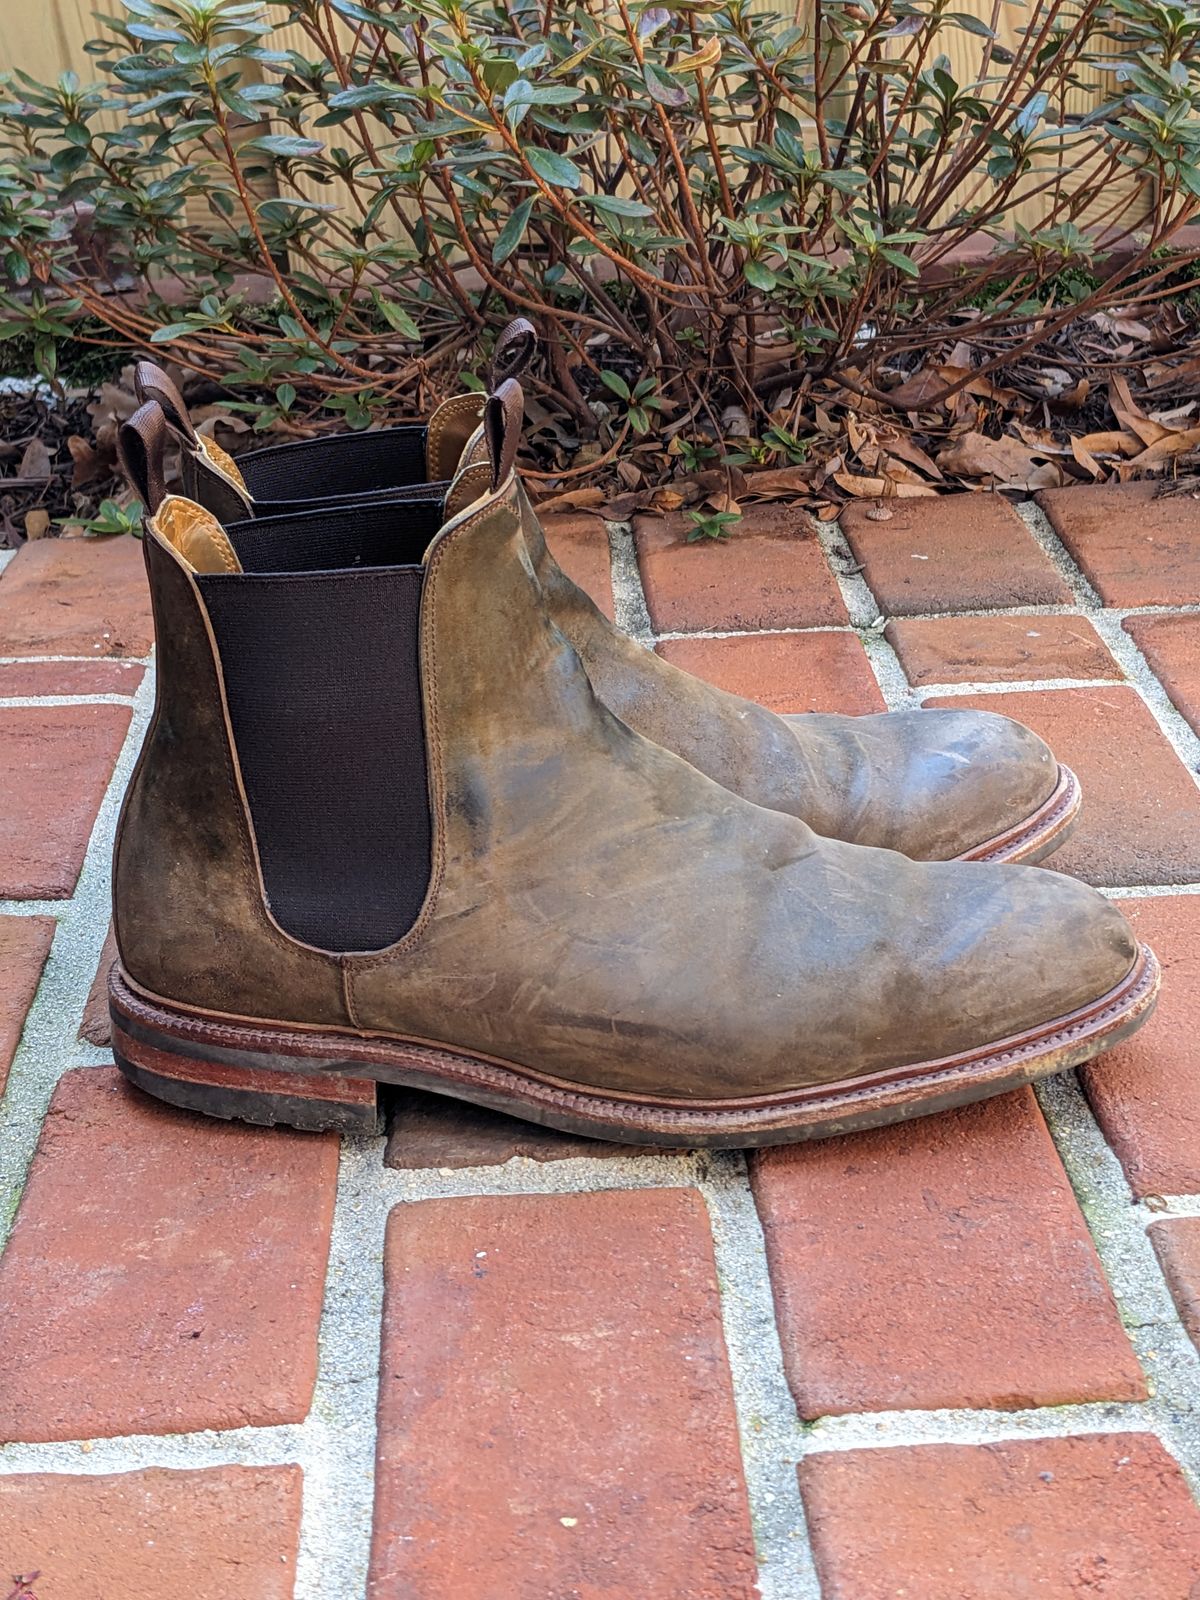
984,864,1140,1032
782,707,1059,860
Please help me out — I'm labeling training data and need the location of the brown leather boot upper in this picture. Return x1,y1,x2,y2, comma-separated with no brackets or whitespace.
136,355,1066,864
113,462,1139,1105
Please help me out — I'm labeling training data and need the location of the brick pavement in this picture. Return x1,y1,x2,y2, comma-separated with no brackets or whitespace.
1,489,1199,1598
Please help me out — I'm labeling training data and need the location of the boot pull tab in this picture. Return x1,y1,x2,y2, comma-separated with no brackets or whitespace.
134,360,197,446
484,378,524,491
117,400,170,514
490,317,537,387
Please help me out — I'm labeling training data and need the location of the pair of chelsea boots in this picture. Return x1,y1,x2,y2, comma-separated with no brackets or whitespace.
107,339,1159,1145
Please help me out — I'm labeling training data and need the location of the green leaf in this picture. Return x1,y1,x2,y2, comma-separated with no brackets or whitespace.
880,247,920,277
599,370,631,400
585,193,653,218
243,134,325,159
523,145,583,189
371,292,421,339
944,12,996,37
493,196,534,264
149,321,200,343
744,259,777,290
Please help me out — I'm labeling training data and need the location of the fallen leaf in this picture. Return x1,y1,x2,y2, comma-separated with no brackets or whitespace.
742,465,813,498
533,486,605,515
937,430,1052,489
23,508,50,540
833,471,936,498
68,435,103,487
18,438,52,480
1126,426,1200,471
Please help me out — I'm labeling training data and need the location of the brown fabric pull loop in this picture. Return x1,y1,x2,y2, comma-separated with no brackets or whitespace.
134,360,197,445
490,318,537,387
484,379,524,490
118,400,170,514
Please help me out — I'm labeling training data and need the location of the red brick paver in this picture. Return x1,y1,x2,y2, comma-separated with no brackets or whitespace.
0,914,54,1097
1124,613,1200,736
842,495,1071,615
924,686,1200,885
0,535,152,657
541,512,614,619
750,1090,1144,1417
1150,1219,1200,1355
655,630,884,714
0,659,145,697
0,1466,303,1600
1082,895,1200,1197
0,1067,338,1442
887,613,1117,686
1038,480,1200,606
369,1188,756,1599
633,506,847,634
799,1432,1200,1599
0,704,131,898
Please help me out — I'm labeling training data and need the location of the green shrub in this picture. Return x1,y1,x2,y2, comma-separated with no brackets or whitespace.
0,0,1198,451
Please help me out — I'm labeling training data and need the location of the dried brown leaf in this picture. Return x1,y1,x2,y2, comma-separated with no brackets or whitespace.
533,486,606,515
23,508,50,540
833,471,937,499
18,437,52,480
742,465,813,499
937,430,1057,490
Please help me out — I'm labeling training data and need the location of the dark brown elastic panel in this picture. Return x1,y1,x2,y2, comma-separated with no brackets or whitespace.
198,566,431,953
236,424,430,507
225,498,444,574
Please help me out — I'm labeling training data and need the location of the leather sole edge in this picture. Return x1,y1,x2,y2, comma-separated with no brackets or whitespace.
109,944,1159,1148
958,763,1081,866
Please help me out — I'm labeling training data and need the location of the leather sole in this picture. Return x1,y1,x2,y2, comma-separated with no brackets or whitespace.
958,763,1080,866
109,943,1158,1147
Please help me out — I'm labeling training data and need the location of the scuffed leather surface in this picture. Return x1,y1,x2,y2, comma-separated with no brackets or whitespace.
516,486,1056,857
113,535,348,1025
344,486,1136,1098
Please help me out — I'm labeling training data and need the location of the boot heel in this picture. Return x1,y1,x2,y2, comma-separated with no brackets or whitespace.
109,970,382,1135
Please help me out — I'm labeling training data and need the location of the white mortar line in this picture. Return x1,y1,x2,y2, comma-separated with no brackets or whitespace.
1089,612,1200,782
0,694,141,708
0,670,155,1239
0,653,154,666
912,676,1127,697
811,517,917,710
1035,1073,1200,1492
605,519,654,642
699,1152,818,1600
1017,500,1104,608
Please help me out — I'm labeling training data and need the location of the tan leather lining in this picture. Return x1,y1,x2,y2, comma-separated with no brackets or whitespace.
443,461,492,523
196,432,251,496
151,496,243,576
427,392,486,480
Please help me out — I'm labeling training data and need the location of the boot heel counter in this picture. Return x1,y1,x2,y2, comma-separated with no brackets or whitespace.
114,534,347,1026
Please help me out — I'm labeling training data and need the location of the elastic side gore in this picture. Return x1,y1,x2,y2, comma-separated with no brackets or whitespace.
237,423,429,501
198,566,431,952
225,498,444,574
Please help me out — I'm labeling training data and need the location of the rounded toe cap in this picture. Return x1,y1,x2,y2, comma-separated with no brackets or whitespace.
787,706,1061,859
